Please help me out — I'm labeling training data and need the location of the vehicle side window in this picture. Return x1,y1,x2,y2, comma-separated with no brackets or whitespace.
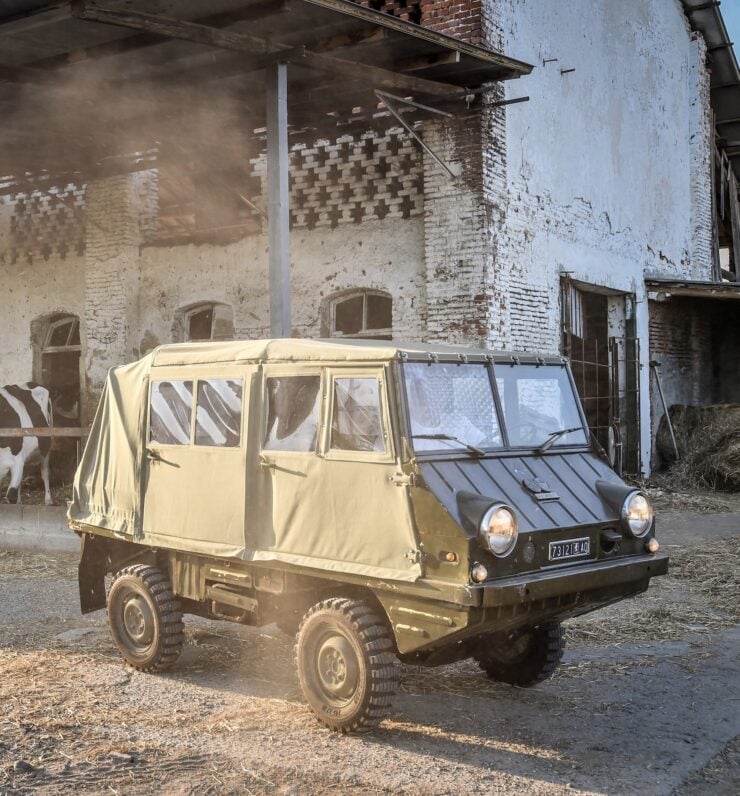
330,377,385,452
264,376,321,452
195,379,243,447
150,380,193,445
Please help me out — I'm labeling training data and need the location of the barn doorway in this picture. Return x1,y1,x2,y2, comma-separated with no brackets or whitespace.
32,312,82,484
560,278,641,475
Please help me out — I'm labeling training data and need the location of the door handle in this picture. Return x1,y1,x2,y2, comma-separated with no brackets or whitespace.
146,447,162,462
259,455,276,469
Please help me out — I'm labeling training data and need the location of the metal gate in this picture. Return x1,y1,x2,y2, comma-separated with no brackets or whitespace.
561,278,641,475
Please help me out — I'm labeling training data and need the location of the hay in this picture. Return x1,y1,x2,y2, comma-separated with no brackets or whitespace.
657,404,740,491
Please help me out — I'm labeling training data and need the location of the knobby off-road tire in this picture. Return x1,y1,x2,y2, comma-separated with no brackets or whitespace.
107,564,184,672
473,622,564,687
295,598,398,733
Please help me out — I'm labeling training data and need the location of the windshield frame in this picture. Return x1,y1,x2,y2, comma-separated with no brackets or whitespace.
398,354,590,458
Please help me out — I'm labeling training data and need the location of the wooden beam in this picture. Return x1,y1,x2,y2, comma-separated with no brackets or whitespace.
0,427,88,437
729,171,740,282
71,0,460,97
71,0,283,57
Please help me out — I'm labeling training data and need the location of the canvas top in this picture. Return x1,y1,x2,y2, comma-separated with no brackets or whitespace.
150,338,565,367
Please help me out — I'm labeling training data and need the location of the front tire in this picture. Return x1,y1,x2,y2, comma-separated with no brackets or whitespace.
107,564,184,672
295,598,398,733
473,622,564,686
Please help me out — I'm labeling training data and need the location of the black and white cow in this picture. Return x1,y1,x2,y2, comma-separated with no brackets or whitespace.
0,383,52,505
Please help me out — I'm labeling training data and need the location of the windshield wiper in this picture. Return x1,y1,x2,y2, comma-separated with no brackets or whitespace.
411,433,486,457
536,427,583,454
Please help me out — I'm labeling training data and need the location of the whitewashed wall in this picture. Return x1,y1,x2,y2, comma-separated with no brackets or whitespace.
136,217,426,354
488,0,713,472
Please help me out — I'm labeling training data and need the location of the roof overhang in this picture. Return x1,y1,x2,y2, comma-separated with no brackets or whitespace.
0,0,532,187
646,277,740,300
681,0,740,181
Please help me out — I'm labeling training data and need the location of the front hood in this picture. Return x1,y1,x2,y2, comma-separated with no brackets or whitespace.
419,451,626,533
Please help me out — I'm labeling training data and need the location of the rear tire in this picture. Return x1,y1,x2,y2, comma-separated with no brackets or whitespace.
473,622,564,686
107,564,184,672
295,598,398,733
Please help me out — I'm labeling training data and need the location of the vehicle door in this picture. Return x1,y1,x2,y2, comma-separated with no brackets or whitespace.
256,365,419,580
142,367,247,554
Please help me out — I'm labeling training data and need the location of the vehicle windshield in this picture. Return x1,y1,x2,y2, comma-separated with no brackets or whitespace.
404,361,588,453
404,363,503,452
495,364,588,448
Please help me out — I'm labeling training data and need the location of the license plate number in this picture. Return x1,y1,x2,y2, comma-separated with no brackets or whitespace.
549,537,590,561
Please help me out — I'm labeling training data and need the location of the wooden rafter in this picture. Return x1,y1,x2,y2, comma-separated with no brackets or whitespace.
70,0,461,98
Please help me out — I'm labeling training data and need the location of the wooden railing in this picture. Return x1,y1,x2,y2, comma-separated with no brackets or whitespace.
0,427,88,437
0,427,89,464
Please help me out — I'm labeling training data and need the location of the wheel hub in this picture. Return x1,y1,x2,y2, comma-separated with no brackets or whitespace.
317,635,358,699
122,595,154,646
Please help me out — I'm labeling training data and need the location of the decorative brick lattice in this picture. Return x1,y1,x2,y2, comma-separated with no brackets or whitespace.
252,131,423,230
8,186,85,264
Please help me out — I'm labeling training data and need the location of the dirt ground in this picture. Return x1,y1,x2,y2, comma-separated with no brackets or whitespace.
1,522,739,794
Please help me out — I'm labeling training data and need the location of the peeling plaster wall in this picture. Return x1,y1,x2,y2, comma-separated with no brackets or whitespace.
0,196,85,385
493,0,712,472
136,217,426,354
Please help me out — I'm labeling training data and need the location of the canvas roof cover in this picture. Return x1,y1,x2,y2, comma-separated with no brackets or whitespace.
70,339,451,580
69,338,566,580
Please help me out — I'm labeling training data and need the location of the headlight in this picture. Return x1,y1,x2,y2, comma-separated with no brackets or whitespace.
480,504,518,557
621,491,653,537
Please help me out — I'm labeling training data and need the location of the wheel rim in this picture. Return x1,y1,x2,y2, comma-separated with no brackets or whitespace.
316,634,358,700
114,590,156,655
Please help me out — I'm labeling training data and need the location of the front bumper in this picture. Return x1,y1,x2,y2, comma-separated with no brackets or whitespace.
472,553,669,608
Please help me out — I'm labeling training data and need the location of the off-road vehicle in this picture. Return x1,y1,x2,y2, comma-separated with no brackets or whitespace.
69,339,667,732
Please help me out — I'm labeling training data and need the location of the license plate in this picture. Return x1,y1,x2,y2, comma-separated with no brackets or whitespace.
549,537,590,561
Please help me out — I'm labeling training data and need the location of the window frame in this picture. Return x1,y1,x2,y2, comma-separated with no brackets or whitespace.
193,377,245,449
42,315,81,354
260,368,325,457
147,378,196,448
183,302,234,342
328,289,392,340
323,367,394,463
147,376,244,451
397,357,590,459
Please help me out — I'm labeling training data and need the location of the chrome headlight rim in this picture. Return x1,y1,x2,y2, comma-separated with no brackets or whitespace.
479,503,519,558
620,490,653,538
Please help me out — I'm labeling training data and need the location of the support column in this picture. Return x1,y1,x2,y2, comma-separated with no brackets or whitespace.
266,61,291,338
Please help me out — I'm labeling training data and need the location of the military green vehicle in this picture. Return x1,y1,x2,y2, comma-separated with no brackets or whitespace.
69,339,667,732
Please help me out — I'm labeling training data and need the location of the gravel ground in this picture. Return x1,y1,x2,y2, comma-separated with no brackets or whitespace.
0,535,738,794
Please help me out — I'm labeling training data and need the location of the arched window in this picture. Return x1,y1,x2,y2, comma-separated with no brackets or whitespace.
181,302,234,342
43,315,80,351
327,290,392,340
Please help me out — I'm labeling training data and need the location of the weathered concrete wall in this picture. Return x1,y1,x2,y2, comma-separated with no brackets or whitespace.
137,216,426,350
492,0,712,472
0,0,717,479
0,505,77,553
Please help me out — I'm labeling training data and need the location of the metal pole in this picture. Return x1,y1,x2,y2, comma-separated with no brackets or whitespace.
266,60,291,338
649,360,679,461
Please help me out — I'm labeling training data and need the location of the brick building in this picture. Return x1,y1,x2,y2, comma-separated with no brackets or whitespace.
0,0,738,478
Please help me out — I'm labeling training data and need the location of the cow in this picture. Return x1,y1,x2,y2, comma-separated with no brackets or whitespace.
0,383,52,506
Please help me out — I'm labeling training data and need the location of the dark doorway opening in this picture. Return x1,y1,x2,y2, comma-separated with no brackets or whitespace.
561,278,641,475
33,313,82,486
